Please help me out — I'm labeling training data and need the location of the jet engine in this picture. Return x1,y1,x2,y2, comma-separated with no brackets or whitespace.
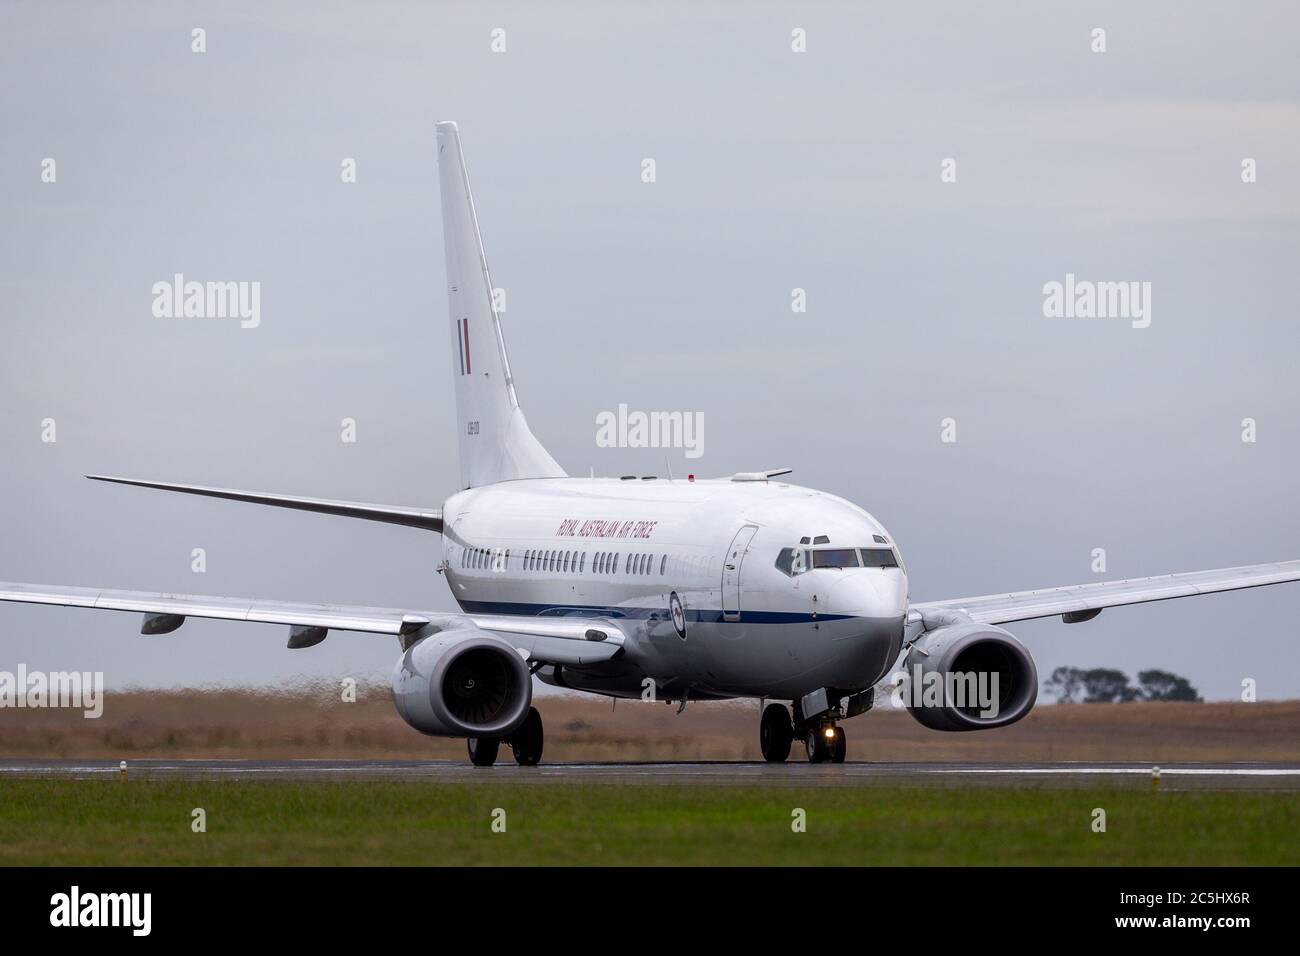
392,629,532,738
902,614,1037,731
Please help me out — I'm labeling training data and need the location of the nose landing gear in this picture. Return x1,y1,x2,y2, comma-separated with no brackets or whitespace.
804,723,846,764
760,702,847,764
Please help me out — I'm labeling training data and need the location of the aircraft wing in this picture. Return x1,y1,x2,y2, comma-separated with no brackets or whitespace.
911,558,1300,626
0,582,623,665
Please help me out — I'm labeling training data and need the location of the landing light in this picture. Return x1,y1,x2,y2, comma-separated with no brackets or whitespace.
824,727,835,739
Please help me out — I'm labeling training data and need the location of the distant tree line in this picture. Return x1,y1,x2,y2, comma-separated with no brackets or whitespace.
1043,667,1202,703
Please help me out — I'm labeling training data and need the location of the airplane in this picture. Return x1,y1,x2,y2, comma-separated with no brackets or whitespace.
4,121,1300,767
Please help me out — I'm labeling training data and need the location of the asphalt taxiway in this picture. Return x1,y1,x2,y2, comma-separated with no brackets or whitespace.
0,759,1296,790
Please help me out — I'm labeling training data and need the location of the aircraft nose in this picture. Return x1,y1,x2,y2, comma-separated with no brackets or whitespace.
825,572,907,619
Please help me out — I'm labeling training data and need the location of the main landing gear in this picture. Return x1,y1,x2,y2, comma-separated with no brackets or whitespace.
759,702,846,764
760,703,794,762
467,706,545,767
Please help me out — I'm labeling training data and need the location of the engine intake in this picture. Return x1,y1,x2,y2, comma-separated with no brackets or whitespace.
903,619,1037,731
392,629,532,738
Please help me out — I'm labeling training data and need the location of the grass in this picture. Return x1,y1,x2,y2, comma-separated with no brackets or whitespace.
0,779,1295,865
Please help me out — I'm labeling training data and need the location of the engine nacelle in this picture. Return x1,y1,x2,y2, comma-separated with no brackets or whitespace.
392,629,532,738
903,619,1037,731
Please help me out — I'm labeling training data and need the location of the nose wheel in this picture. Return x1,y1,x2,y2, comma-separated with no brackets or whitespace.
805,724,846,764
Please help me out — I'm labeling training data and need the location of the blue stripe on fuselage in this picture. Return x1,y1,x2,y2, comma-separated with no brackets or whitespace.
455,598,851,625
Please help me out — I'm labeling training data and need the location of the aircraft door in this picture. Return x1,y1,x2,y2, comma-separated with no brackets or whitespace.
721,525,759,622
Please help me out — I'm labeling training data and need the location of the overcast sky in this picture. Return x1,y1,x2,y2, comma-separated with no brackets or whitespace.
1,1,1298,701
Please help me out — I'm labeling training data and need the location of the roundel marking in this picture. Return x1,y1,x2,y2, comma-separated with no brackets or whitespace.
669,591,687,640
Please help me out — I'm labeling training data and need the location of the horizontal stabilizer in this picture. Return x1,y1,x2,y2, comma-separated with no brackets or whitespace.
86,475,442,532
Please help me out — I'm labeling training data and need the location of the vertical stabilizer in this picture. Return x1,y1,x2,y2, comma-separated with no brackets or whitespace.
436,121,565,488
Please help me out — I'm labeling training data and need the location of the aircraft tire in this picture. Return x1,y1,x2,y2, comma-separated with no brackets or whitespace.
510,707,545,766
467,735,499,767
760,703,794,762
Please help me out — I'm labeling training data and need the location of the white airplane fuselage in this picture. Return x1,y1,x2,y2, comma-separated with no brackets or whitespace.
442,477,909,701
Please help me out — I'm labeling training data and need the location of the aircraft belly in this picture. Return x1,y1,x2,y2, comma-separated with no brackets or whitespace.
684,616,902,698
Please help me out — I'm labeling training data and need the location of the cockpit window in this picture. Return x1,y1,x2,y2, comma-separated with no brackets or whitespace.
778,546,903,575
860,548,900,569
775,548,813,575
811,548,860,569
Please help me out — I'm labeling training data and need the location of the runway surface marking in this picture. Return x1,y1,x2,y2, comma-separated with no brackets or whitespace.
1,759,1297,790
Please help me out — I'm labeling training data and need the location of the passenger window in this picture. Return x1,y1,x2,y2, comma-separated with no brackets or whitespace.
612,553,620,574
580,552,586,573
660,554,667,575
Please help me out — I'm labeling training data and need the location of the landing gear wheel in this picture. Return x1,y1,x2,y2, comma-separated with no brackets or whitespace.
805,726,831,764
760,703,794,763
510,707,544,766
830,726,847,764
467,736,499,767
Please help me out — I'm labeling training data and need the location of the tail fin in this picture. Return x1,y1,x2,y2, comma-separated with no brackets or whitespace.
436,121,565,489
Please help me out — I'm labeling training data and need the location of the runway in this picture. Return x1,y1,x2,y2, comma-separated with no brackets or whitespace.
1,759,1297,790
